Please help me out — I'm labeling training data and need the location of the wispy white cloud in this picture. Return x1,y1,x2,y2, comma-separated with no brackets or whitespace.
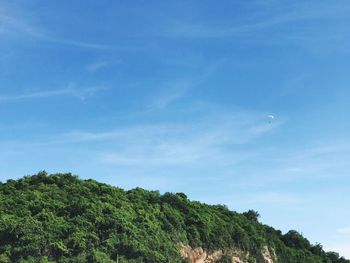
158,2,350,55
86,59,123,73
276,143,350,179
48,109,277,167
44,38,112,50
0,84,103,102
0,12,39,36
0,7,112,50
147,80,191,110
0,103,278,171
163,3,349,39
0,103,279,192
225,136,350,188
86,61,109,72
146,59,226,110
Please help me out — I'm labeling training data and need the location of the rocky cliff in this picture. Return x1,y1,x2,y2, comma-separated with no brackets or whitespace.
180,243,276,263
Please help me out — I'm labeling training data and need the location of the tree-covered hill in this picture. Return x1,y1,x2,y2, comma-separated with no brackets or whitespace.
0,172,348,263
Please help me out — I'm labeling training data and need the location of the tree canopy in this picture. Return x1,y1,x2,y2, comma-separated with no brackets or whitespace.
0,172,348,263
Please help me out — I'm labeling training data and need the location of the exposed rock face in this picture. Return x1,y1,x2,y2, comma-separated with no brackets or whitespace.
231,255,246,263
180,243,276,263
179,243,222,263
262,246,275,263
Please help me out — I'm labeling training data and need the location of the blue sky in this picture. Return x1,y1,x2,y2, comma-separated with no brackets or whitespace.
1,0,350,257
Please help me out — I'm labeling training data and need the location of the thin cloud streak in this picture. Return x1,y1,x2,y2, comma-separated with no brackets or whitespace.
86,61,109,72
0,85,103,102
0,106,277,169
163,3,349,39
160,2,350,56
146,60,226,111
0,9,113,50
81,117,274,167
0,13,38,36
44,37,112,50
229,141,350,197
147,80,191,110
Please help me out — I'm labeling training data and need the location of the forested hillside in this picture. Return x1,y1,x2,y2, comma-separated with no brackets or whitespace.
0,172,348,263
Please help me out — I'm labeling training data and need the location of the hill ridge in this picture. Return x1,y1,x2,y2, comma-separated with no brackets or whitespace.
0,172,348,263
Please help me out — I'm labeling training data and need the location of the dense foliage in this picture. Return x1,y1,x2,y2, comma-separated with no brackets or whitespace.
0,172,348,263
